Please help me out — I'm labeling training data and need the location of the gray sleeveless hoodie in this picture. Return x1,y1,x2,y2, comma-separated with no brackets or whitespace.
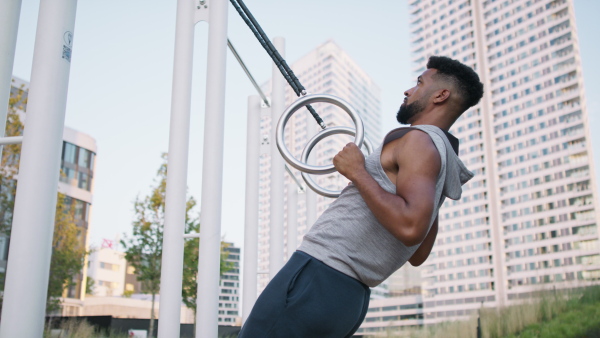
298,125,474,287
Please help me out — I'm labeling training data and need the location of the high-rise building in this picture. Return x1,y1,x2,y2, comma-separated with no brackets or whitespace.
257,40,383,291
219,243,241,325
409,0,600,325
0,77,97,315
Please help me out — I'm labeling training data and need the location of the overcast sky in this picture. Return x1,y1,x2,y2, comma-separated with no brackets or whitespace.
11,1,600,250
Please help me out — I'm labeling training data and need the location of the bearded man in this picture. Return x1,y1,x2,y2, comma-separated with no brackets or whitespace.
239,56,484,338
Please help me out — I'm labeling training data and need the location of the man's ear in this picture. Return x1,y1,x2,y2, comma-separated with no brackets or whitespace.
433,89,451,104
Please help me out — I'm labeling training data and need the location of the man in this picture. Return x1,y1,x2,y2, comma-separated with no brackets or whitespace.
239,56,484,337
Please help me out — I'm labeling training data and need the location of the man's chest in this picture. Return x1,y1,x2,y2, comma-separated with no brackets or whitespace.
380,139,403,185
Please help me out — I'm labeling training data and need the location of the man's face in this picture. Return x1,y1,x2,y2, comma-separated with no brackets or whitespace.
396,69,437,125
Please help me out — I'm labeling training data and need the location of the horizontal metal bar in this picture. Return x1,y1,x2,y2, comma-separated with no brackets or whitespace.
183,233,201,239
227,38,270,107
0,136,23,145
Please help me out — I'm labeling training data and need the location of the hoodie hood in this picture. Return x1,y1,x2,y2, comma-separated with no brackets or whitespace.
411,125,474,200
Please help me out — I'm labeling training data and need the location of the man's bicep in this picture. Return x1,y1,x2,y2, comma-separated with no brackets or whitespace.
394,132,441,242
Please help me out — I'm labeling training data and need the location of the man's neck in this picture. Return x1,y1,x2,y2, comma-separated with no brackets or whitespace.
409,109,456,131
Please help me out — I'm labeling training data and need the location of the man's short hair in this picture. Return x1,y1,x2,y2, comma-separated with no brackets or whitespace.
427,56,484,112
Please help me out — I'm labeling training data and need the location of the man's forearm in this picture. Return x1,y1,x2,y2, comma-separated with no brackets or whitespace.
409,216,438,266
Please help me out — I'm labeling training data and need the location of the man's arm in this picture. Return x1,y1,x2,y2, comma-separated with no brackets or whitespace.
409,216,438,266
333,130,441,247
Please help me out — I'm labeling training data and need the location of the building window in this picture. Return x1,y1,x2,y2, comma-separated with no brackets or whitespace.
60,141,95,191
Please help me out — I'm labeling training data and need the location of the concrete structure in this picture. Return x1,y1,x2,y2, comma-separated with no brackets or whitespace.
87,245,127,297
356,294,424,336
0,76,97,316
219,243,241,326
257,40,383,292
84,242,240,324
81,296,195,323
408,0,600,324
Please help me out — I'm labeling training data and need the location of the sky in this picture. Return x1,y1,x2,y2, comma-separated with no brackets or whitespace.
11,0,600,251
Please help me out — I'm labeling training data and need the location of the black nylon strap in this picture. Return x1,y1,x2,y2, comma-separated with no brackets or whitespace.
229,0,325,128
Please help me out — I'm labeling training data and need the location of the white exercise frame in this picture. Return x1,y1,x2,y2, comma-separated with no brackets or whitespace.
0,0,302,337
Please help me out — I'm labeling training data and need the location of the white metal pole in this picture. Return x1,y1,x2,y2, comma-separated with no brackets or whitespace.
157,0,195,336
0,0,77,337
0,0,22,156
269,37,286,280
305,118,318,234
306,189,317,233
242,95,261,323
196,0,228,336
286,182,298,259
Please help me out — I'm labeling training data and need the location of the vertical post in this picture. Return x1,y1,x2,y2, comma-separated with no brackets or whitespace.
0,0,23,154
477,301,483,338
306,189,317,233
242,96,261,323
286,182,298,259
305,120,317,234
196,0,228,336
157,0,194,336
0,0,78,337
269,37,286,280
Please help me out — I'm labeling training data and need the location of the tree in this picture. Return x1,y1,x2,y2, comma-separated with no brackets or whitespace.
121,154,233,336
182,224,234,331
0,82,86,315
120,154,176,338
85,276,95,295
0,83,25,234
0,83,25,310
46,193,87,314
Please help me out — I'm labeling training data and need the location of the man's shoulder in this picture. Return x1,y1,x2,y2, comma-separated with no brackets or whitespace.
388,128,438,154
390,129,441,170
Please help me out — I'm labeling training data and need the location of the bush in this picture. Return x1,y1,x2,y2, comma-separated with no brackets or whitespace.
397,285,600,338
44,318,128,338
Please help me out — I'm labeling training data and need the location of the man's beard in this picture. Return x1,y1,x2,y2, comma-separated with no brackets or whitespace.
396,98,426,125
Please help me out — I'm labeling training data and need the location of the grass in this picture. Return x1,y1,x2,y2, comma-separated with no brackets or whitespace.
375,285,600,338
507,285,600,338
507,303,600,338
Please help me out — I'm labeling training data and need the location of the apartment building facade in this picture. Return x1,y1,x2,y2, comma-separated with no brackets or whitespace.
409,0,600,324
219,243,242,325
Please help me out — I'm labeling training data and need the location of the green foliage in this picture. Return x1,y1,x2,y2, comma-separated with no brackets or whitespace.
0,84,86,315
507,285,600,338
85,276,95,295
182,232,234,315
403,286,600,338
47,193,87,314
181,209,200,314
0,83,25,234
119,153,216,336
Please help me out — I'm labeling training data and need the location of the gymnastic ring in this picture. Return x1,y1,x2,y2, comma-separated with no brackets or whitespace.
276,93,364,175
300,127,374,198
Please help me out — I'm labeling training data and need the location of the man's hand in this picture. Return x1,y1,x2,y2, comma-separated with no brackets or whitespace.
333,142,366,182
